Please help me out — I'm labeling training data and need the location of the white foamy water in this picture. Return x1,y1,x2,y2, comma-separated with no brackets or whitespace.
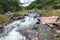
0,13,39,40
20,0,35,6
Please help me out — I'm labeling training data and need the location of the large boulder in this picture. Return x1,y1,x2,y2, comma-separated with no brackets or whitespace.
40,16,59,24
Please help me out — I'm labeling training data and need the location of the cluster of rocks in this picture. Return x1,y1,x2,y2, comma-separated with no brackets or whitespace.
3,11,60,39
20,29,39,40
4,11,28,22
40,16,60,36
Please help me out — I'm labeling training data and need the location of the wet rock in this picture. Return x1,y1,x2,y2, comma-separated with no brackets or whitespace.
36,19,40,24
20,29,39,40
4,11,15,19
0,25,4,33
0,25,3,28
18,14,28,19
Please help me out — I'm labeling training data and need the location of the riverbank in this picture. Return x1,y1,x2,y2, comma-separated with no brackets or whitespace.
0,10,60,40
14,9,60,16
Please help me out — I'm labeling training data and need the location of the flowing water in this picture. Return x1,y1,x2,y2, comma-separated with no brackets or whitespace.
0,12,52,40
0,13,40,40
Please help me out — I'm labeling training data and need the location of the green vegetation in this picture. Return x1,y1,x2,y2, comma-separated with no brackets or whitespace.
37,25,49,39
14,9,29,16
26,0,60,10
29,9,60,16
0,0,60,40
53,37,60,40
36,25,60,40
14,9,29,17
0,0,60,14
0,0,60,23
0,14,9,25
0,0,20,14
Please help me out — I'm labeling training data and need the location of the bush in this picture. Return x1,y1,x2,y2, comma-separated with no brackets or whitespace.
0,14,9,25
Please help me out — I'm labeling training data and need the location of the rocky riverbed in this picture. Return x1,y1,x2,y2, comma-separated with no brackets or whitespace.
0,12,60,40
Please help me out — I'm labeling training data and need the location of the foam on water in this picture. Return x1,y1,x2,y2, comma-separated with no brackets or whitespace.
0,13,39,40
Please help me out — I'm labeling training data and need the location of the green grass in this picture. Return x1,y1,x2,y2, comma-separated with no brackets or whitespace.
36,25,60,40
14,8,60,17
53,37,60,40
29,8,60,16
14,9,29,15
36,25,49,39
14,9,29,17
0,14,9,25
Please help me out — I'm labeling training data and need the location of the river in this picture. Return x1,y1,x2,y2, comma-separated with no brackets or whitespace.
0,12,52,40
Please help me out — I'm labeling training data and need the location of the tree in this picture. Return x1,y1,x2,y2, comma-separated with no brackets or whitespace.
26,0,60,10
0,0,20,14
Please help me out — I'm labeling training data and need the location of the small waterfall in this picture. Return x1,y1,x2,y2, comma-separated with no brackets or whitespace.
0,13,40,40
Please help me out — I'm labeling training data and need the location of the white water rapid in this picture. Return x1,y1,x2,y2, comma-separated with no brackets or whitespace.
0,13,39,40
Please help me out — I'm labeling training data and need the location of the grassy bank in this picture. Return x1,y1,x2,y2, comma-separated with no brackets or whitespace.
14,9,60,17
0,14,9,25
0,9,60,25
31,9,60,16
